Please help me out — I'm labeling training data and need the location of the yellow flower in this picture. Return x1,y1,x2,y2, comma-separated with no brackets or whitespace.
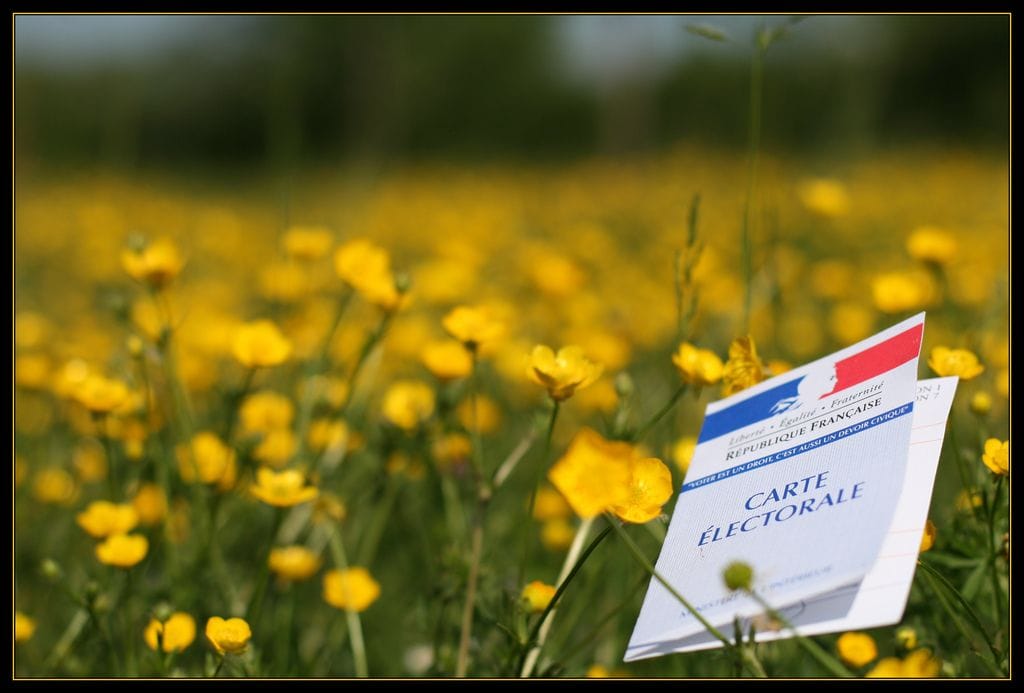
871,271,936,314
431,432,472,469
981,438,1009,476
970,392,993,416
333,238,404,312
670,436,697,476
906,226,957,265
231,320,292,368
797,178,850,218
421,340,473,381
456,395,502,434
608,455,673,524
442,305,505,352
671,343,723,387
15,612,37,642
253,428,297,468
283,225,333,261
521,580,557,613
927,346,984,380
955,489,983,513
177,432,238,491
540,519,575,552
144,612,196,653
323,567,381,612
249,467,318,507
548,428,633,519
132,483,168,526
533,486,571,522
95,533,149,568
76,500,139,539
15,353,50,390
527,345,603,401
32,467,78,505
15,311,51,349
866,649,941,678
260,260,319,302
313,492,348,524
722,336,766,397
865,657,904,678
901,649,942,677
121,238,184,289
73,374,130,414
585,664,629,678
268,546,322,582
836,631,878,667
307,418,351,454
239,391,295,435
385,452,426,481
205,617,252,655
996,368,1008,398
120,418,148,461
334,238,389,286
919,520,937,552
382,380,435,431
72,439,108,483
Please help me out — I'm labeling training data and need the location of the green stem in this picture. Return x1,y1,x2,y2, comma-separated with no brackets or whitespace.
153,289,195,442
948,412,984,524
519,517,608,677
916,560,1003,672
328,523,368,678
43,608,90,672
632,383,688,443
292,289,354,465
86,598,121,676
490,429,537,490
224,367,257,446
555,574,647,666
519,399,560,588
341,311,394,412
99,415,120,500
607,516,733,648
468,352,487,482
318,289,355,367
211,654,226,678
246,508,286,627
455,493,488,677
354,475,401,567
204,492,239,611
746,590,853,678
986,476,1006,636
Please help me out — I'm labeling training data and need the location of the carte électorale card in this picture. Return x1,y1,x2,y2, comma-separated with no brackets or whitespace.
625,313,929,661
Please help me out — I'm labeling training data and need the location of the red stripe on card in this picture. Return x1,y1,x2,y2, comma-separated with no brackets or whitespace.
821,323,924,397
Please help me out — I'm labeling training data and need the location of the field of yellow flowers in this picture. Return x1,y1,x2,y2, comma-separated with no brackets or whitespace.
13,144,1008,678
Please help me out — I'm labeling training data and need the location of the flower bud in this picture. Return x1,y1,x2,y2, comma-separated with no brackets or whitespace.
722,561,754,591
40,558,63,582
614,372,635,400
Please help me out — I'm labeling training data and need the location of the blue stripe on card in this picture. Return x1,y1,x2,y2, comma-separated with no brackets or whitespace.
697,377,803,443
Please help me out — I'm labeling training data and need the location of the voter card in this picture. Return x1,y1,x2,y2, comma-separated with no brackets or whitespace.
626,313,928,661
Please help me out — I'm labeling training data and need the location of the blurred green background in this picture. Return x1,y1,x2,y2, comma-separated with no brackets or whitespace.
15,14,1009,171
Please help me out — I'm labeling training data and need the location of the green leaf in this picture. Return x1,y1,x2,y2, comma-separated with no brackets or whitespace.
686,24,729,42
960,561,989,600
924,551,985,569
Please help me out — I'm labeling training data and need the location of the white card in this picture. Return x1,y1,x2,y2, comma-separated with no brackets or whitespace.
626,314,939,661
